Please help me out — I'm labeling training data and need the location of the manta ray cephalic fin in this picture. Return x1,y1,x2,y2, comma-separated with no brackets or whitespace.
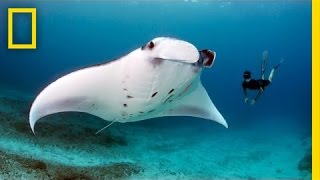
151,37,199,63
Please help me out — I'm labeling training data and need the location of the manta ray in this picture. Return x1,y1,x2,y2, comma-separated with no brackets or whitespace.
29,37,228,134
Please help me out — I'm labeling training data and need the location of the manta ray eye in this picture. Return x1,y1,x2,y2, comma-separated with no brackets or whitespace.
148,41,155,49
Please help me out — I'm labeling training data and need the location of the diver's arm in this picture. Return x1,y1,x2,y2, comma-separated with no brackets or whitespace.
252,88,264,104
243,87,249,103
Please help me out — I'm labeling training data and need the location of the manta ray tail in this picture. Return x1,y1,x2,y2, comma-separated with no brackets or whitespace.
95,121,115,135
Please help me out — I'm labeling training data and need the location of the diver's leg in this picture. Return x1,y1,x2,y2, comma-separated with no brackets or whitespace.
261,50,268,80
268,59,284,82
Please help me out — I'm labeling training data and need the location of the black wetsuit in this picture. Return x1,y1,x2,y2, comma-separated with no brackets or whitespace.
242,79,270,90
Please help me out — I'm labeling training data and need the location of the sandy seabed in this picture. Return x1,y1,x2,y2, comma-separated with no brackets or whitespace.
0,88,311,180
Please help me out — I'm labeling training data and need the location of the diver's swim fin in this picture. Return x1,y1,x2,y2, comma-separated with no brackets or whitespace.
261,50,269,79
274,58,284,70
268,58,284,82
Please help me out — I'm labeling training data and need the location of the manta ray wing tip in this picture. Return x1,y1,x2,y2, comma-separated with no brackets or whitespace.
221,120,228,128
29,109,37,135
216,116,228,129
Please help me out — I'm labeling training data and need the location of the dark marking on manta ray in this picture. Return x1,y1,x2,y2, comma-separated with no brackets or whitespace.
123,104,128,107
139,111,144,114
121,111,128,116
168,89,174,94
127,95,134,99
123,88,128,91
152,92,158,98
147,109,156,113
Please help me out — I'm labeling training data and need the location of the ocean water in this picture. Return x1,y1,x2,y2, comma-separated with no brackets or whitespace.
0,1,311,179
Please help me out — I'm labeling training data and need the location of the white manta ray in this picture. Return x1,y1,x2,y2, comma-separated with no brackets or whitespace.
29,37,228,134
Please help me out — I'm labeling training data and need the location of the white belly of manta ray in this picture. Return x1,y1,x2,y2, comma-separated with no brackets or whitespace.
29,37,228,134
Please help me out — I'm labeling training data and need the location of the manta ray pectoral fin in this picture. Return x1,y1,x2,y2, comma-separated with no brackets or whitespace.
161,81,228,128
29,64,121,134
151,37,200,63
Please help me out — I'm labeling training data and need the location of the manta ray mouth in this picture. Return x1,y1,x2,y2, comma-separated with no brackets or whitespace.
199,49,216,68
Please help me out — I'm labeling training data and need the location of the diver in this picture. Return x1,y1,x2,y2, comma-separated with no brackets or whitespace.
242,50,283,105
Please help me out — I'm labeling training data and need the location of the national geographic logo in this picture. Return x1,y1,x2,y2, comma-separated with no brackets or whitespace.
8,8,37,49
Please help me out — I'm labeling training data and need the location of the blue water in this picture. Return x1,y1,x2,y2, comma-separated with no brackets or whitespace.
1,0,311,127
0,1,312,179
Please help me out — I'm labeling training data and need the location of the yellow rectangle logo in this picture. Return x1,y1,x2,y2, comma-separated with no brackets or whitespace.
8,8,37,49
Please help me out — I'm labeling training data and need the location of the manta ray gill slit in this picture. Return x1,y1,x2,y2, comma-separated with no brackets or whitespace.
164,94,174,104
